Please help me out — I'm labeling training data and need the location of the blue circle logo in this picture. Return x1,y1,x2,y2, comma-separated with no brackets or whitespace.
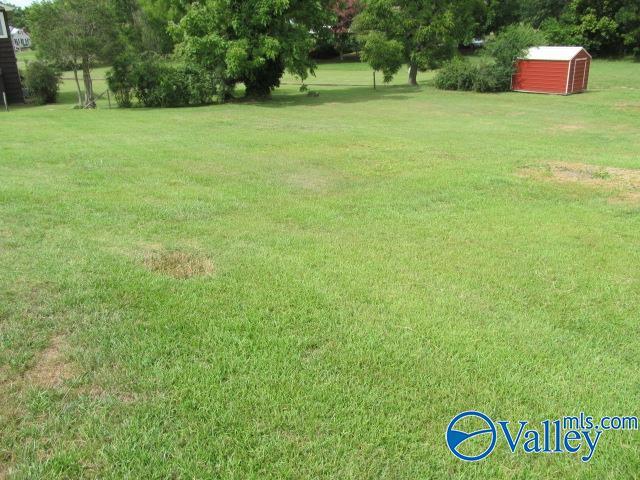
446,411,497,461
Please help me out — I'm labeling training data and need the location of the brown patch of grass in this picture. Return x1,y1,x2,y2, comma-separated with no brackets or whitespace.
284,166,353,193
551,124,585,132
143,249,214,279
25,335,74,389
78,384,138,404
0,462,11,480
520,162,640,203
615,102,640,112
287,171,332,192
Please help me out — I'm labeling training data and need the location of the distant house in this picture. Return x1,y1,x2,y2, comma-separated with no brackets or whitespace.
0,3,24,104
10,26,31,51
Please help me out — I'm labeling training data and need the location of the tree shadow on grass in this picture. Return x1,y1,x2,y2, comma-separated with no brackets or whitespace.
12,83,421,111
236,84,423,108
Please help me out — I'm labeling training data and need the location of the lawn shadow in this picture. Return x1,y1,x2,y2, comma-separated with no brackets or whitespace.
5,83,422,112
238,84,422,108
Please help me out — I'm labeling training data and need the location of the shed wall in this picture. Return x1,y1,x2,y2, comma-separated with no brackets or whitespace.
568,50,590,94
512,60,569,94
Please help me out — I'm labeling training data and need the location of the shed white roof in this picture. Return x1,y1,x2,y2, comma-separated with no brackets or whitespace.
523,46,590,61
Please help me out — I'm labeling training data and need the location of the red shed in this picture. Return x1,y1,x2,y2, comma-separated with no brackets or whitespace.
512,46,591,95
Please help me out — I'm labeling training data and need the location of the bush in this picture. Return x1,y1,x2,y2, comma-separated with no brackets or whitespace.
135,61,191,108
485,24,547,71
106,54,136,108
435,59,512,93
434,58,476,91
539,18,582,47
472,62,512,92
24,61,60,104
435,25,547,94
107,56,218,108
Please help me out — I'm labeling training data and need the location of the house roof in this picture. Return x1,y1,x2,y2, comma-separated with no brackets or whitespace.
0,3,14,11
523,46,590,61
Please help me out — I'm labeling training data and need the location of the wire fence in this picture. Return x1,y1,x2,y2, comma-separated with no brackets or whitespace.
48,76,379,111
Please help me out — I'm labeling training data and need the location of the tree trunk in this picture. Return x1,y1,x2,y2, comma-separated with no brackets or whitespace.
82,56,96,109
408,62,419,86
72,67,83,107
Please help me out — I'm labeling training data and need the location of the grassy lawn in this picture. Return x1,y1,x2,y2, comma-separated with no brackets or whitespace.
1,59,639,479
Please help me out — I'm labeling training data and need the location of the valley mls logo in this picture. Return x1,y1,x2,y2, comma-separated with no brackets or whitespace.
446,410,639,463
446,411,497,461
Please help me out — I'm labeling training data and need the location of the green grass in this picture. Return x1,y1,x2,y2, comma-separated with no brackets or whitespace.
14,49,37,68
1,59,639,479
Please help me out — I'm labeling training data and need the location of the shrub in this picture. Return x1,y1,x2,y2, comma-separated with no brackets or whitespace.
108,56,218,108
24,61,60,104
106,53,136,108
472,62,511,92
435,25,547,94
485,24,547,71
137,62,191,108
435,59,513,93
434,58,476,91
137,63,217,108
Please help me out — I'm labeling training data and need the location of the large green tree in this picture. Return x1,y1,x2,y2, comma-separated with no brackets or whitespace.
538,0,640,58
353,0,480,85
483,0,522,33
135,0,194,53
173,0,331,99
28,0,119,108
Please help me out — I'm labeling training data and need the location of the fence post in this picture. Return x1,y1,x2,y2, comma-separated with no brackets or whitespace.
373,71,376,90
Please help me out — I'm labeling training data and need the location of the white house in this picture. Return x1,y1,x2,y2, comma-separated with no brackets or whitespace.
10,26,30,51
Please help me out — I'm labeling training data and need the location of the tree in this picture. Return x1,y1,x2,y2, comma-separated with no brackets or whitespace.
483,0,522,33
331,0,363,59
136,0,195,53
512,0,640,58
173,0,332,99
359,31,403,82
519,0,566,28
353,0,480,86
484,23,547,70
617,2,640,59
28,0,118,108
4,4,29,29
28,1,85,106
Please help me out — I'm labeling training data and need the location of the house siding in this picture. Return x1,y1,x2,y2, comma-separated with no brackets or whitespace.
0,10,24,104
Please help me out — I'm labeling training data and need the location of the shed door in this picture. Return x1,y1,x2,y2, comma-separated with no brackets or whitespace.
571,58,588,93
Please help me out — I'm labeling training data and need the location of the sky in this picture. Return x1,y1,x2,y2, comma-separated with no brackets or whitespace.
7,0,35,7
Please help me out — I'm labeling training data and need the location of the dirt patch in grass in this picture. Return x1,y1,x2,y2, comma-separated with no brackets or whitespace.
143,249,214,279
79,384,138,404
521,162,640,203
615,102,640,112
25,335,74,389
550,124,585,132
287,171,332,192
